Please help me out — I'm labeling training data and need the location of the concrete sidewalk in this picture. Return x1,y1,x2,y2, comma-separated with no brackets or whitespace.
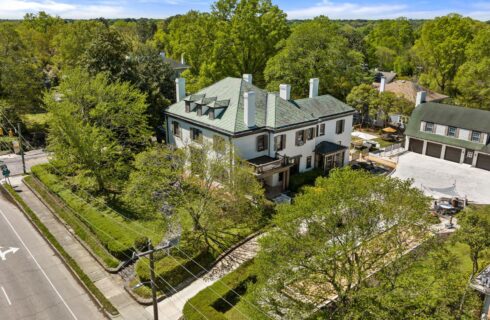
148,235,260,320
10,176,152,320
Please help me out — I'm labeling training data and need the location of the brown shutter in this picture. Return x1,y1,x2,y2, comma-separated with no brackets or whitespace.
264,135,268,150
281,134,286,150
303,130,307,143
295,131,300,146
313,127,317,138
256,136,261,151
316,125,319,137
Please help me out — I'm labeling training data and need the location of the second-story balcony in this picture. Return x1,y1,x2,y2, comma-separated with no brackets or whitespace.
247,155,290,175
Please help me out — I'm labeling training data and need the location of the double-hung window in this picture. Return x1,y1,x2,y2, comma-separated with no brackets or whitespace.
190,127,203,142
424,122,434,132
257,134,268,152
172,121,180,137
213,135,225,153
319,123,325,136
274,134,286,151
336,119,345,134
295,130,305,146
306,128,314,140
471,131,481,143
447,126,457,137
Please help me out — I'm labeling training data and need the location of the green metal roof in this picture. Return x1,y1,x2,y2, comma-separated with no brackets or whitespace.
405,102,490,152
165,77,353,135
292,95,354,119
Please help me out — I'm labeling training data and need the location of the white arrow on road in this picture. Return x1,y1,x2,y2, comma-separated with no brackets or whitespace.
0,247,19,261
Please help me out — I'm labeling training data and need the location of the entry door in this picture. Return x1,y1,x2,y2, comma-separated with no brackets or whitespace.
290,156,301,175
464,149,474,165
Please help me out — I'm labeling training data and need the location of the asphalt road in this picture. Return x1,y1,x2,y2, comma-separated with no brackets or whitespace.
0,193,104,320
0,149,49,177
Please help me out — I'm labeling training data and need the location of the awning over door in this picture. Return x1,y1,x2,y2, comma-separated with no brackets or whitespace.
314,141,347,155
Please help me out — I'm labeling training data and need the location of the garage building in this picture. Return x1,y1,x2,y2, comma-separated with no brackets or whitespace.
404,97,490,171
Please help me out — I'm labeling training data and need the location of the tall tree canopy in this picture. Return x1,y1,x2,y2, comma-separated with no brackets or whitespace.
252,168,431,319
45,68,150,194
0,22,43,111
264,16,365,99
365,18,415,74
454,26,490,110
412,14,477,95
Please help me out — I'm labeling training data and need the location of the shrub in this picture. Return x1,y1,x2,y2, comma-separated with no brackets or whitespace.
135,250,215,293
30,164,163,262
183,260,256,320
289,168,323,192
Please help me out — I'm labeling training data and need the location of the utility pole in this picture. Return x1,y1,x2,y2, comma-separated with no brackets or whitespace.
133,238,178,320
17,123,26,174
148,241,158,320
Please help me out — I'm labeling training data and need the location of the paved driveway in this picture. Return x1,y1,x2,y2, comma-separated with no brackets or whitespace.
391,152,490,204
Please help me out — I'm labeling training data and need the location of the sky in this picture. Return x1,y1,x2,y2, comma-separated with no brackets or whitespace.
0,0,489,20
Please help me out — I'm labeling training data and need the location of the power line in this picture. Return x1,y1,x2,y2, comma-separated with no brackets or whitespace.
0,111,268,319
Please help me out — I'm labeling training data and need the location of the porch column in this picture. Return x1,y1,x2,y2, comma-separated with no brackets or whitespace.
459,149,465,163
422,140,428,155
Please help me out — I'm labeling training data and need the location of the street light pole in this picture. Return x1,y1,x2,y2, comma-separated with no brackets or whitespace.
148,240,158,320
17,123,26,174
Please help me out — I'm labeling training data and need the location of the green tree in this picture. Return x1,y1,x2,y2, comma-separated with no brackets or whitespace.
455,207,490,276
203,0,289,87
365,18,415,73
52,20,106,70
123,146,185,219
454,27,490,110
0,23,43,111
44,68,150,194
252,168,431,319
81,28,132,82
336,243,482,319
412,14,477,95
175,142,268,254
265,16,364,99
130,45,175,128
346,84,378,126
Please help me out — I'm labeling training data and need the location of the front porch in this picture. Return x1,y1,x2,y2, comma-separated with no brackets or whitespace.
314,141,347,174
247,155,293,199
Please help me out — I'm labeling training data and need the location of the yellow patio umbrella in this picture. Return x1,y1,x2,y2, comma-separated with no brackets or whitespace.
382,127,397,133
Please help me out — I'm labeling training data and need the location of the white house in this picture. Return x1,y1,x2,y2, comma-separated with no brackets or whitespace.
165,75,354,197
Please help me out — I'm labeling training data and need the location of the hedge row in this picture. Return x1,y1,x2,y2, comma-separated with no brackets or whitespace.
2,183,119,316
30,164,162,263
136,250,215,293
24,175,120,268
182,259,256,320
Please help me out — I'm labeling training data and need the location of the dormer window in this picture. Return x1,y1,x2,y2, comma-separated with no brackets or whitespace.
196,105,202,116
471,131,481,143
209,110,215,120
185,101,191,113
424,122,434,133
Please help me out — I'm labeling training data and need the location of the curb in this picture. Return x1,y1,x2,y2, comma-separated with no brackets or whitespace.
24,176,127,273
0,183,119,319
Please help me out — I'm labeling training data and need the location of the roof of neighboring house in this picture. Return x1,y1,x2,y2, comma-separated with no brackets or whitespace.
373,80,448,103
374,71,397,84
405,102,490,152
165,77,354,135
162,57,189,71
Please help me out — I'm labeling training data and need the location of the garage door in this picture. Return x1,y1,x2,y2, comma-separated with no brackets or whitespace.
476,153,490,171
426,142,442,158
444,146,462,163
408,138,423,154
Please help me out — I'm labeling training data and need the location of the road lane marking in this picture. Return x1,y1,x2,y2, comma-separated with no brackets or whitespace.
0,207,79,320
0,247,19,260
1,286,11,305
